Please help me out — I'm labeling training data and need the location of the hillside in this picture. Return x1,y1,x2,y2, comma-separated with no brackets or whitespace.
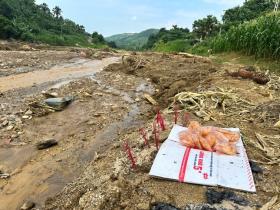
106,29,159,50
0,0,100,46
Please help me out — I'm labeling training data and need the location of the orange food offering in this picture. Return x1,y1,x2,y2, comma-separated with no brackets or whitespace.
179,121,240,155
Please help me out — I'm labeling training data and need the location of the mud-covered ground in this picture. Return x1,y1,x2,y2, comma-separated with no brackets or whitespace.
0,45,280,210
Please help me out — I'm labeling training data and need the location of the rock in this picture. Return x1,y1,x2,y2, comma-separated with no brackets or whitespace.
11,134,19,139
274,120,280,128
151,202,179,210
186,204,217,210
20,45,32,51
22,115,29,119
206,189,249,206
6,125,14,131
44,96,74,110
87,120,96,125
137,202,150,210
42,91,59,98
249,160,263,174
0,170,10,179
2,120,8,126
253,73,270,85
80,51,87,57
186,201,254,210
25,110,33,115
36,139,58,150
20,201,35,210
135,97,141,102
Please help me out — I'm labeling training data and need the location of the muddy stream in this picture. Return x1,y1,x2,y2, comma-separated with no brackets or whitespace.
0,56,153,209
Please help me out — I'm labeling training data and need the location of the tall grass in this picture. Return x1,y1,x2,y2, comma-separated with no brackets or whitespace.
212,12,280,59
153,39,192,52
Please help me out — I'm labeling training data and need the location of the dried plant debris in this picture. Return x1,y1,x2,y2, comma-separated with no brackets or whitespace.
251,100,280,125
252,133,280,164
260,196,279,210
169,88,255,121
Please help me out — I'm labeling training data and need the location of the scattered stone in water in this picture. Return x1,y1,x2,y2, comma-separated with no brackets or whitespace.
36,139,58,150
206,189,249,206
151,202,180,210
20,201,35,210
249,160,263,174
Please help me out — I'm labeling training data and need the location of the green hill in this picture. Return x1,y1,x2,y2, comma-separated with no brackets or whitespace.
106,29,159,50
0,0,103,47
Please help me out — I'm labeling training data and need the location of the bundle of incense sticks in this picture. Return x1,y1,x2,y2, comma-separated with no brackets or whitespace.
153,120,160,150
124,141,136,169
139,128,150,147
156,110,166,131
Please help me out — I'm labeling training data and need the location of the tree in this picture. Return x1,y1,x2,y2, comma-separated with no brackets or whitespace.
222,0,274,29
0,1,13,18
193,15,220,39
52,6,62,18
0,15,19,39
39,3,50,14
92,32,105,43
107,41,117,48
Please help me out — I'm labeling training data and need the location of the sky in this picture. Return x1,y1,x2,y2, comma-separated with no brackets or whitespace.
35,0,245,37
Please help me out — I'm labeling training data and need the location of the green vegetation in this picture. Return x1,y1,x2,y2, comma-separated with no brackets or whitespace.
105,29,159,50
193,15,220,39
144,26,193,49
140,0,279,61
153,39,192,53
212,52,280,73
212,12,280,59
0,0,107,47
222,0,275,30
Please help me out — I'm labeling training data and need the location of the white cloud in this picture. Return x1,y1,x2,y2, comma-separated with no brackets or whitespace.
131,16,137,21
203,0,245,6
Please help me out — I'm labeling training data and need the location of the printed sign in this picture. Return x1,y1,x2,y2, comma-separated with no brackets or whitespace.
149,125,256,192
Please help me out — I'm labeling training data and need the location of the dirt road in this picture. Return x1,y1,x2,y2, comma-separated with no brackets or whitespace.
0,57,119,92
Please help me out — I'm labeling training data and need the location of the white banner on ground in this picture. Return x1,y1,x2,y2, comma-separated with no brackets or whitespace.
149,125,256,192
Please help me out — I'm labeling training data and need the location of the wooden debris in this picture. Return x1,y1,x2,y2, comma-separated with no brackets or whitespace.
143,94,158,105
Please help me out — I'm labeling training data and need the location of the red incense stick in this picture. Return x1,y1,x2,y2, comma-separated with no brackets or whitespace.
156,110,166,131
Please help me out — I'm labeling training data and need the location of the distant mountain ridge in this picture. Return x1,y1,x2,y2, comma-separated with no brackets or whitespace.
105,29,159,50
